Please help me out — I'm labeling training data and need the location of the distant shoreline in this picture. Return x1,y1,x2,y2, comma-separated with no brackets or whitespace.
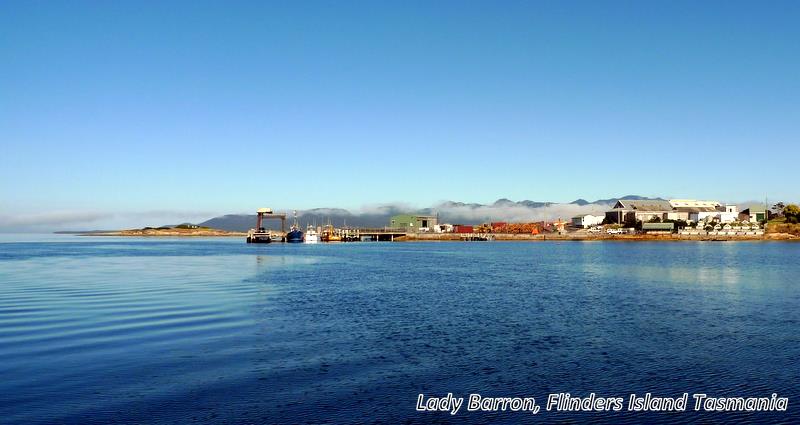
77,228,246,237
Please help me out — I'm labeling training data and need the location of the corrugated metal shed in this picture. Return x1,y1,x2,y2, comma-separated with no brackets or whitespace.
642,222,675,230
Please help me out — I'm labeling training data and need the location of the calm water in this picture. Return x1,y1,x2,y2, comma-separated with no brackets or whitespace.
0,236,798,424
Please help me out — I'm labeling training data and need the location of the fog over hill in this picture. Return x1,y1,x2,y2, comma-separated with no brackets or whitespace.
199,195,664,231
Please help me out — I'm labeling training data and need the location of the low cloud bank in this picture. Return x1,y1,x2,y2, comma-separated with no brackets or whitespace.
0,210,218,232
0,211,114,228
431,202,608,223
320,201,611,225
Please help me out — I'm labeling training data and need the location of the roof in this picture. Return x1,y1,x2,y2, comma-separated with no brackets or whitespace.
642,222,675,230
391,214,436,220
745,204,767,213
668,199,720,208
613,199,673,211
672,206,718,213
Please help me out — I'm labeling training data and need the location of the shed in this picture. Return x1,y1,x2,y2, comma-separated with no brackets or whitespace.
642,222,675,234
390,214,438,232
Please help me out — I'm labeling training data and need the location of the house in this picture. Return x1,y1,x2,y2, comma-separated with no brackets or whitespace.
717,204,739,222
605,200,673,224
571,214,604,228
739,205,767,223
389,214,438,232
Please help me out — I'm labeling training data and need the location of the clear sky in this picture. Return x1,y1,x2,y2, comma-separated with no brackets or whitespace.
1,1,798,229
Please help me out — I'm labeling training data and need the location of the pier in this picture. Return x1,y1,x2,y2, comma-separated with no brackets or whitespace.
337,228,408,241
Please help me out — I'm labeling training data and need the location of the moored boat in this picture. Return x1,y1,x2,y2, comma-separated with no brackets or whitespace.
286,211,304,243
246,228,272,243
321,223,342,242
304,224,320,243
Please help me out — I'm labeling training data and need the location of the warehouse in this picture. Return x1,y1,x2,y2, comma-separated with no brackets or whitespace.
605,200,673,224
389,214,438,232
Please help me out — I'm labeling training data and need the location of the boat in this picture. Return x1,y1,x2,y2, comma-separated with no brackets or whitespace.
304,224,320,243
286,211,304,243
269,232,285,242
321,223,342,242
246,228,271,244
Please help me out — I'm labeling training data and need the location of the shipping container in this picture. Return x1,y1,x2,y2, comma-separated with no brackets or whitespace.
452,225,474,233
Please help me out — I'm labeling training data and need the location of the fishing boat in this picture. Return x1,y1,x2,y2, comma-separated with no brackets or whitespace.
304,224,320,243
321,223,342,242
285,211,304,243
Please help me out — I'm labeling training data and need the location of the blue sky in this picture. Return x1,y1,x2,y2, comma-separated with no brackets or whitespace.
1,1,798,229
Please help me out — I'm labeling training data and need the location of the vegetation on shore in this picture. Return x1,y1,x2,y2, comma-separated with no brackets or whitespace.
82,225,245,237
767,217,800,237
767,203,800,237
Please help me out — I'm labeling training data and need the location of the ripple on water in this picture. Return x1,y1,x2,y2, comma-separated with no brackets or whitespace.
0,241,798,424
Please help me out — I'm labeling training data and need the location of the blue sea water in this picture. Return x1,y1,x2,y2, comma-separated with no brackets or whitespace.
0,236,798,424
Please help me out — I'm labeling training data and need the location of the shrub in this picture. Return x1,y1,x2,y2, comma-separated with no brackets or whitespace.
784,204,800,224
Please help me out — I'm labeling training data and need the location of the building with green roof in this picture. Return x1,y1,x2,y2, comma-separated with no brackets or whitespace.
642,222,675,234
739,205,767,223
389,214,438,232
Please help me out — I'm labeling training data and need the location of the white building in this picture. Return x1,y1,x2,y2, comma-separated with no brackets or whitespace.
698,204,738,223
571,214,604,228
434,224,454,233
668,199,738,223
